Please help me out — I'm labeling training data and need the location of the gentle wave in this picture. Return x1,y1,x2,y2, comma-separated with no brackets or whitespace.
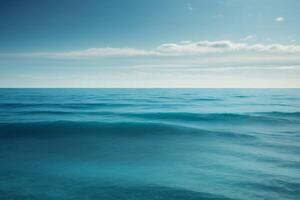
262,111,300,117
0,183,234,200
0,121,259,141
0,102,134,108
125,112,294,123
4,110,299,124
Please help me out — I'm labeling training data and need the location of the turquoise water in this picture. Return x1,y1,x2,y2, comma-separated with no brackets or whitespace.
0,89,300,200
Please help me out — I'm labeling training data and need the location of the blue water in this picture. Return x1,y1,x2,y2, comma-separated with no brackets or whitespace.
0,89,300,200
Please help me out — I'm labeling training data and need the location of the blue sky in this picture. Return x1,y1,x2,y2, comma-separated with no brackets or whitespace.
0,0,300,87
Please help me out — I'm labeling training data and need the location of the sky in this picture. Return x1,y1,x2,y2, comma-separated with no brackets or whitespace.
0,0,300,88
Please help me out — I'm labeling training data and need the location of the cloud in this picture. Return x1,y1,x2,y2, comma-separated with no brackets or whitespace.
275,17,285,22
157,40,247,55
157,40,300,54
179,65,300,72
9,47,159,58
241,35,256,42
60,48,159,57
2,40,300,60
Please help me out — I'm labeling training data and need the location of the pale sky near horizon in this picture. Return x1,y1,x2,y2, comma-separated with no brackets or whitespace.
0,0,300,88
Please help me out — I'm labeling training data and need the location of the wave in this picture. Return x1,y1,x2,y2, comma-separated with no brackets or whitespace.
125,112,293,124
261,111,300,118
190,98,222,101
72,185,235,200
232,95,253,98
2,110,298,125
243,180,300,197
15,110,116,116
0,121,258,141
0,103,134,109
0,184,235,200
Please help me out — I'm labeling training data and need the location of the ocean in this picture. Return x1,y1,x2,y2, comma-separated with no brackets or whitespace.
0,89,299,200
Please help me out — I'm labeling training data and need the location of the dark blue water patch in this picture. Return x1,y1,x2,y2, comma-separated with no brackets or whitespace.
232,95,253,98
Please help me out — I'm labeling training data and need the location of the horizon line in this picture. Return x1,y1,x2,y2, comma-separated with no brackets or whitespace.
0,87,299,89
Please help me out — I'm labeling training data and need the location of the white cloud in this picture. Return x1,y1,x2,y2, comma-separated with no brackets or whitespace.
2,40,300,88
241,35,256,42
3,40,300,59
10,47,159,58
157,40,300,54
157,40,247,55
201,65,300,71
275,17,285,22
61,48,159,57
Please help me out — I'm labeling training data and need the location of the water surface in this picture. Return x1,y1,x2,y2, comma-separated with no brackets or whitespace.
0,89,300,200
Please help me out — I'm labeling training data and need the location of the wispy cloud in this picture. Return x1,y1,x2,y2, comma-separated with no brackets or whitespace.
275,17,285,22
2,41,300,88
157,40,300,55
2,40,300,59
241,35,256,42
6,48,159,58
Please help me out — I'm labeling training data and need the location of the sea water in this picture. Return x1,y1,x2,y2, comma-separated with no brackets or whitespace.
0,89,299,200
